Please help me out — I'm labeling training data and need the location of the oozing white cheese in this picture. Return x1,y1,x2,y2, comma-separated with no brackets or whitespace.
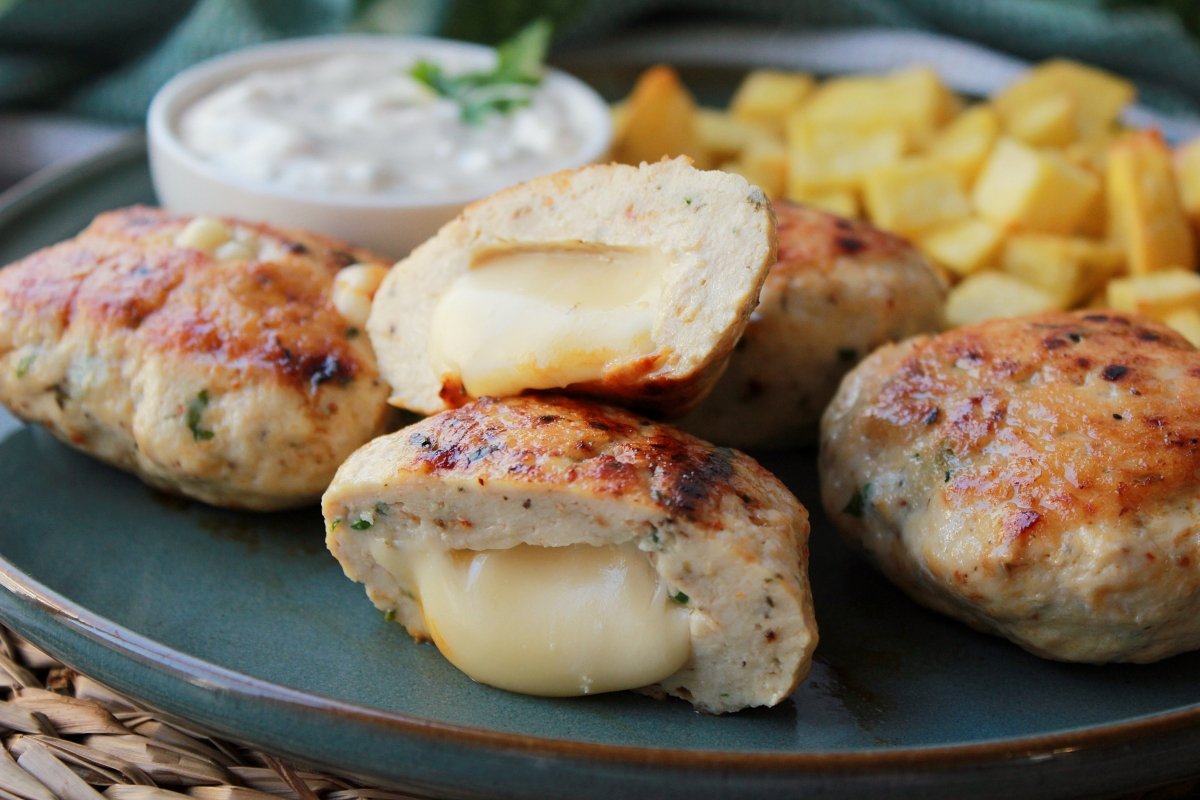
369,538,691,696
332,263,390,327
427,244,667,397
178,54,587,199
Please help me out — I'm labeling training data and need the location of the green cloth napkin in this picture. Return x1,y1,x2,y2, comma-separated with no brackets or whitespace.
0,0,1196,124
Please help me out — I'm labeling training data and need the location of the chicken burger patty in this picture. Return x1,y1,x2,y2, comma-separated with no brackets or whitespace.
324,394,817,713
367,157,777,418
0,206,392,510
820,311,1200,662
681,201,945,450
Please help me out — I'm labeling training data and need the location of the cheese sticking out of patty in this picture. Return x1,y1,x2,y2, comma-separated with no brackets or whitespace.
428,244,666,398
367,157,776,417
323,394,817,713
368,538,691,696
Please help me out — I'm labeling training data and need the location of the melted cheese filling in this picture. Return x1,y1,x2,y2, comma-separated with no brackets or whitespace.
428,244,667,398
369,539,691,696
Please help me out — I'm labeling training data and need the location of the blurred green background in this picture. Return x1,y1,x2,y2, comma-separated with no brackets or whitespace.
0,0,1196,122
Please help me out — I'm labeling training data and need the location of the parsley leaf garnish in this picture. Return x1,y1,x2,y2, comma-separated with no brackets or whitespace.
672,591,689,605
409,18,552,126
186,390,215,441
843,483,871,518
14,354,34,378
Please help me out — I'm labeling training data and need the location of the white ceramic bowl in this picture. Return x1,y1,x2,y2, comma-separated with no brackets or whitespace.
147,35,613,259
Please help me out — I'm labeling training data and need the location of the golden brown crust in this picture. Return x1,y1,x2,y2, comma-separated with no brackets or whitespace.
402,394,780,528
767,201,915,286
5,206,374,393
858,311,1200,549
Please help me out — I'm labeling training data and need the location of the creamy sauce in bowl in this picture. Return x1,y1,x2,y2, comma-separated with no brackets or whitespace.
177,52,591,201
148,35,612,255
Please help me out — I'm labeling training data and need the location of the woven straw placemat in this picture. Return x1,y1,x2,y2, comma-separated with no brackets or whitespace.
3,621,1199,800
0,627,420,800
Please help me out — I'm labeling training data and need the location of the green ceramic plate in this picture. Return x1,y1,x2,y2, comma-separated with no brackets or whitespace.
2,31,1200,797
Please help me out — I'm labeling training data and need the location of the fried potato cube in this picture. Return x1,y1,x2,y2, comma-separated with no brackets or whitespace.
720,138,787,199
1005,93,1077,147
1075,190,1108,239
720,159,778,200
1174,136,1200,229
729,70,815,134
612,65,710,168
917,217,1003,276
924,104,1000,184
1106,131,1195,273
610,101,629,143
945,271,1062,327
797,75,887,128
1064,134,1114,175
994,59,1135,140
1066,138,1113,238
786,119,906,193
1106,269,1200,319
971,137,1099,234
1163,308,1200,347
886,67,959,146
733,138,788,198
863,159,971,235
784,186,859,218
799,67,954,148
696,108,773,163
1082,285,1111,309
1000,234,1124,306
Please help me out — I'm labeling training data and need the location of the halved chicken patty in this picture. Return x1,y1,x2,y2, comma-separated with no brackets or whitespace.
821,311,1200,662
0,206,392,510
680,201,945,450
367,157,777,418
323,394,817,713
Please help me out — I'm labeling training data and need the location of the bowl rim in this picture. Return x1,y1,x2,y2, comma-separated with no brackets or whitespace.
146,33,614,211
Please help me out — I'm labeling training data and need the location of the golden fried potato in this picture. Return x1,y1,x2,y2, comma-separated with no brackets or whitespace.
1176,137,1200,229
730,70,814,134
1106,131,1195,274
945,271,1061,327
1000,234,1123,306
994,59,1134,139
1005,93,1077,147
611,65,710,168
863,159,970,236
925,104,1000,184
972,137,1099,234
798,67,954,148
918,217,1003,277
786,118,905,194
1106,269,1200,319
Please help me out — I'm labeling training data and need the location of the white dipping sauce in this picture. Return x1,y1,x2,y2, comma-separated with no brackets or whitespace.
178,54,587,199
